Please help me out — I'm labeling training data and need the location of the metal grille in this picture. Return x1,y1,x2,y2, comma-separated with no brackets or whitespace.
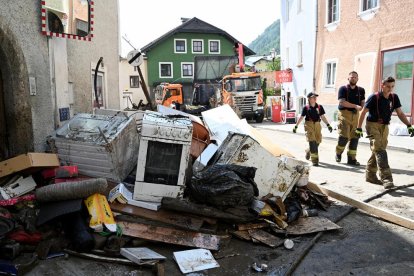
232,96,257,111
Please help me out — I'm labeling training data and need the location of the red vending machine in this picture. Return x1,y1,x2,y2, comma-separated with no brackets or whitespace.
271,96,282,123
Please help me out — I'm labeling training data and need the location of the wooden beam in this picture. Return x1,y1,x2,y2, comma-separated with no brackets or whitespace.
118,221,227,251
307,182,414,230
111,202,205,231
248,229,283,248
231,230,251,241
237,222,269,231
137,66,154,110
271,217,341,235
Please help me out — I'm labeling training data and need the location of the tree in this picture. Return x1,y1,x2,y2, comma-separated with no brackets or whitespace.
266,56,281,71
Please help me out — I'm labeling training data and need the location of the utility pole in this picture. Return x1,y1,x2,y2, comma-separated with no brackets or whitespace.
122,35,154,110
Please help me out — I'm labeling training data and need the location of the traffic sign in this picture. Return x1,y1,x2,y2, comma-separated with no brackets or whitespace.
127,50,143,67
275,70,293,83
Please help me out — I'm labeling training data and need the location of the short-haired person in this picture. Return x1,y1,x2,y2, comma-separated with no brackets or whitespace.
336,71,365,165
293,92,333,166
356,77,414,189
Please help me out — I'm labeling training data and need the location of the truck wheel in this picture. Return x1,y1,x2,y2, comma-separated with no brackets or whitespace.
255,114,264,123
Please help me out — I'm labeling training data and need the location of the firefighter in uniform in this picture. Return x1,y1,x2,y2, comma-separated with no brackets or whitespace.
293,92,333,166
356,77,414,189
336,71,365,165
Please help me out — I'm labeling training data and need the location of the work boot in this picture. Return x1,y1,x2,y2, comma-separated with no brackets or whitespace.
365,172,382,185
305,149,310,160
335,154,341,163
347,156,360,166
382,180,394,189
311,159,319,166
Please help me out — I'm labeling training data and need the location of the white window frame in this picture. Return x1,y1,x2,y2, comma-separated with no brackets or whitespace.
181,62,194,78
174,39,187,54
358,0,380,20
286,0,290,21
297,41,303,66
159,62,173,78
325,0,340,31
324,59,338,88
285,47,290,68
129,75,139,88
191,39,204,54
208,40,221,54
297,0,302,13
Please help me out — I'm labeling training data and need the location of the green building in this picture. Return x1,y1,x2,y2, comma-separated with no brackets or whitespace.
141,17,255,103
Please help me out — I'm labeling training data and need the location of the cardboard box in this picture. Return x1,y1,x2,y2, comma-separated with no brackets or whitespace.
0,153,60,178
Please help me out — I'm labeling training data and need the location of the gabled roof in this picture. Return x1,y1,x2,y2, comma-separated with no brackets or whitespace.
141,17,255,56
245,56,266,66
245,55,279,66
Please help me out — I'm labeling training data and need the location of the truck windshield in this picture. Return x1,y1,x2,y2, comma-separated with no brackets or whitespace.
227,77,261,92
154,86,163,100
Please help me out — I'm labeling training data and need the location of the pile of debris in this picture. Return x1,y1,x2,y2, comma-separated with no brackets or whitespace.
0,105,340,275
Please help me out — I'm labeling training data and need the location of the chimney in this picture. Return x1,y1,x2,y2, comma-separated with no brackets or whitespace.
181,17,190,24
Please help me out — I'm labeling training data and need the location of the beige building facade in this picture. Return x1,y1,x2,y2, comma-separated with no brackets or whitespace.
0,0,120,161
119,57,148,110
315,0,414,123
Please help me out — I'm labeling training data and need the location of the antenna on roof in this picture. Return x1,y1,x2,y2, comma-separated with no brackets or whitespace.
122,35,136,50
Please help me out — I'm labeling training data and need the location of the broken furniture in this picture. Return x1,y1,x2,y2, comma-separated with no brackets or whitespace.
213,132,308,198
48,113,139,182
134,112,193,202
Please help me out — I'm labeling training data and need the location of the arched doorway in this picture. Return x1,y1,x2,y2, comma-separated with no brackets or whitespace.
0,25,34,161
0,69,6,160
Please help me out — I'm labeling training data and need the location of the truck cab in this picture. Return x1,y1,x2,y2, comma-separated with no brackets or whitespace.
222,72,264,123
154,83,184,109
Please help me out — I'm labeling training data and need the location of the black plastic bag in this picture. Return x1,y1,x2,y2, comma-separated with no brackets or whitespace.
189,164,259,208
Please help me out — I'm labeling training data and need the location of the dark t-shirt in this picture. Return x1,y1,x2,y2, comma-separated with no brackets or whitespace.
365,92,402,125
338,85,365,111
301,104,325,122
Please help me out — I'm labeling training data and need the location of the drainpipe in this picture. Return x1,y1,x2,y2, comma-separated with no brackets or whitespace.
312,0,318,92
48,38,59,129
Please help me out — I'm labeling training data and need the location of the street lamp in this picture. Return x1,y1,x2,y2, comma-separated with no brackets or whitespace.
270,48,276,70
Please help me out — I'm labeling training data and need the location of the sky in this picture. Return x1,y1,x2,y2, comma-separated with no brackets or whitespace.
119,0,280,57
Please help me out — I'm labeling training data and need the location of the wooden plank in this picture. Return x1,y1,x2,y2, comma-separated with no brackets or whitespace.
271,217,342,235
248,229,283,248
237,222,269,231
111,202,204,231
231,230,251,241
307,182,414,230
118,221,226,251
